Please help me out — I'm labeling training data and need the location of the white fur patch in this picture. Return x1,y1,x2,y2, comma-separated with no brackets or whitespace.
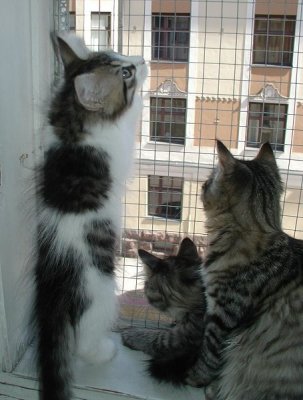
83,94,142,180
38,207,120,264
77,268,118,364
39,209,86,262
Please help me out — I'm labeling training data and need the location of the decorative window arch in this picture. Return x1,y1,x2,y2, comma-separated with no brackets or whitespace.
249,83,288,104
151,79,187,98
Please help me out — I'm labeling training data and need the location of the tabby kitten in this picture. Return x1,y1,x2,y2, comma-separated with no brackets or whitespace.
122,238,206,384
34,32,147,400
186,140,303,400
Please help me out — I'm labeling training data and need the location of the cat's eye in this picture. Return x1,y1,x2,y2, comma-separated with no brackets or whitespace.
122,67,132,79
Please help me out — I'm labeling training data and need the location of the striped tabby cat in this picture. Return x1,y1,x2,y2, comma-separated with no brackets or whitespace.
186,140,303,400
122,238,206,383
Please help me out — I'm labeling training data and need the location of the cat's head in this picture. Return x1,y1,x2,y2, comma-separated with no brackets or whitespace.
202,140,283,231
50,32,147,133
138,238,205,320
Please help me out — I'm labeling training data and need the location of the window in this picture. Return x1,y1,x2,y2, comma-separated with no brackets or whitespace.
3,2,303,400
150,97,186,144
69,12,75,31
247,102,288,151
148,176,183,220
152,14,190,61
253,15,296,66
91,12,111,50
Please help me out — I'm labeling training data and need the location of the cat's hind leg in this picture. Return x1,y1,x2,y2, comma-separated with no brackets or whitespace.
77,268,118,364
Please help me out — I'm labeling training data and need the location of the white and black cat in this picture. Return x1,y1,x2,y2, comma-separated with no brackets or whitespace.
33,32,147,400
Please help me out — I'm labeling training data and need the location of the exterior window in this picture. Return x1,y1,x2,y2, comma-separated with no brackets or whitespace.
152,14,190,61
247,102,287,151
91,12,111,50
150,97,186,145
69,12,75,31
148,176,183,220
253,15,296,66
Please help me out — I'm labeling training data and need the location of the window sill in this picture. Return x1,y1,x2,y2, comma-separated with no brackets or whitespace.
11,333,202,400
244,146,284,156
143,216,181,223
150,60,189,65
143,141,185,151
251,64,292,69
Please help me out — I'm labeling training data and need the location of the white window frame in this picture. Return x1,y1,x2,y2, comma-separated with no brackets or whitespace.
90,12,111,50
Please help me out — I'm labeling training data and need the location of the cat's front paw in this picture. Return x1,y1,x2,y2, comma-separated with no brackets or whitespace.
185,363,212,388
121,327,145,351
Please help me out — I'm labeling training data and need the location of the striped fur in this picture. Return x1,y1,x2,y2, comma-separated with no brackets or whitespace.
186,141,303,400
121,238,206,384
34,32,147,400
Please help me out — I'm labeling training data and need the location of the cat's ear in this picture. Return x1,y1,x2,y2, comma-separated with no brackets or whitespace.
216,140,236,171
51,32,89,67
255,142,276,163
138,249,160,272
178,238,199,259
75,73,107,111
74,72,119,111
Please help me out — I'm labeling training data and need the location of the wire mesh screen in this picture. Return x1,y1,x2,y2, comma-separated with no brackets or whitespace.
57,0,303,328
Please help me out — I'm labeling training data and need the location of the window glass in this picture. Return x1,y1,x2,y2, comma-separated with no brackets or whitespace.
152,14,190,61
148,176,183,220
247,102,287,151
253,15,295,66
150,97,186,145
91,12,111,50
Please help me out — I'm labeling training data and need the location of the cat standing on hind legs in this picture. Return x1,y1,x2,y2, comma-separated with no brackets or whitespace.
186,140,303,400
33,32,147,400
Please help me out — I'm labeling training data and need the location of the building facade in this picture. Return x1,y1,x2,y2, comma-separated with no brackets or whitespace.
69,0,303,255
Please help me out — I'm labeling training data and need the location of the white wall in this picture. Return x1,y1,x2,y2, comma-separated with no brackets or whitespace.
193,0,248,98
0,0,53,371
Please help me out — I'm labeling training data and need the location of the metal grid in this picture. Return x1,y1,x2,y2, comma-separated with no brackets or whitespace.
57,0,303,327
